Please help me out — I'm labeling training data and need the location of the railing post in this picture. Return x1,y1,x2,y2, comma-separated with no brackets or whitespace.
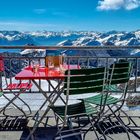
135,58,138,93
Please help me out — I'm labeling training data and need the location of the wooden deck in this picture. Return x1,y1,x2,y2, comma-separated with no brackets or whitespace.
0,110,140,140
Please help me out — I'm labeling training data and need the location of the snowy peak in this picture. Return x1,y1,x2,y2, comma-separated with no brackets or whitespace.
0,30,140,46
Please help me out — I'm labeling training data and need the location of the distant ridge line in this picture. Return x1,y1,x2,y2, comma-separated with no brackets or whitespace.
0,45,140,50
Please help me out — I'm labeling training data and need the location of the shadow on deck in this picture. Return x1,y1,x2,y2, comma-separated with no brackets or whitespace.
1,111,140,140
0,116,82,140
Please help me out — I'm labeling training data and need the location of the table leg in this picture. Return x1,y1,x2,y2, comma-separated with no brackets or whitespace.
48,80,66,104
31,80,59,119
29,79,64,121
26,83,64,140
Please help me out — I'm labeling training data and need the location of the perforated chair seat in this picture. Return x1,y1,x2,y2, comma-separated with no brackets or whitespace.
51,101,98,120
83,94,120,105
5,82,32,90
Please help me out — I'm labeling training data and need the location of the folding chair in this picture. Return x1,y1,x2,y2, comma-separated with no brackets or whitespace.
83,60,139,139
0,56,32,117
50,67,108,140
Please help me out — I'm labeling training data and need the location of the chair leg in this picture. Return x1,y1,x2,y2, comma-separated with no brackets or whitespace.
1,88,32,117
117,107,131,126
1,94,27,117
53,114,63,140
83,125,100,140
82,116,107,140
107,105,132,140
53,113,62,140
107,104,131,126
68,118,82,140
116,112,140,140
26,112,40,140
12,92,32,115
82,118,98,140
10,89,32,115
28,127,35,140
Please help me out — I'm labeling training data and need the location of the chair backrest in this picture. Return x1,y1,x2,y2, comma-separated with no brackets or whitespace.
0,56,4,72
109,61,132,85
64,67,107,95
0,56,9,88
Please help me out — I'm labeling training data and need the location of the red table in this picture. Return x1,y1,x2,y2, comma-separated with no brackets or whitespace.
15,64,79,80
16,67,64,80
15,64,80,140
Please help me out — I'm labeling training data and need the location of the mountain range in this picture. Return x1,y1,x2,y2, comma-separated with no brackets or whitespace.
0,30,140,47
0,30,140,55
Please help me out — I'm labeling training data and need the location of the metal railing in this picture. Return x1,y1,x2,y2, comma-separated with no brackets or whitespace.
1,45,140,93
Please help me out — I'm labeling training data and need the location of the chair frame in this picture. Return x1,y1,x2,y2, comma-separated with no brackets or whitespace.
0,56,32,117
105,61,140,139
51,67,109,140
83,60,140,140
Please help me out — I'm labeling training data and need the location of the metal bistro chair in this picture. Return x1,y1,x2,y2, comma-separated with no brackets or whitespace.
0,56,32,118
51,67,108,140
83,60,139,139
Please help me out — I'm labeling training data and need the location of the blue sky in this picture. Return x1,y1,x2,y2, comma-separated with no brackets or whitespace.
0,0,140,31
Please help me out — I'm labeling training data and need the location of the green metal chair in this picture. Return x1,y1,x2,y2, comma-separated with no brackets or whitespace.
83,61,139,139
50,67,108,140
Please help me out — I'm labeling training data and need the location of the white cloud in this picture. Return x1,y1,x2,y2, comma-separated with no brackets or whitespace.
125,0,140,10
97,0,140,10
33,9,46,14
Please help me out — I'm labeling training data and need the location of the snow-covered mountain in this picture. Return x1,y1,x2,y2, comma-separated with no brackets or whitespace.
0,31,35,45
1,30,140,60
57,30,140,47
1,30,140,56
0,30,140,47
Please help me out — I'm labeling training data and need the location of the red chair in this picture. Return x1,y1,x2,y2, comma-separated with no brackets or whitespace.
0,56,32,117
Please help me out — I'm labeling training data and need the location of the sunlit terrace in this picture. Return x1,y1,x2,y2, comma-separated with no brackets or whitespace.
1,46,140,140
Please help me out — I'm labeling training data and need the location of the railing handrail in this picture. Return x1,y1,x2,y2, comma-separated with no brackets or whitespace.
0,45,140,50
2,56,140,59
